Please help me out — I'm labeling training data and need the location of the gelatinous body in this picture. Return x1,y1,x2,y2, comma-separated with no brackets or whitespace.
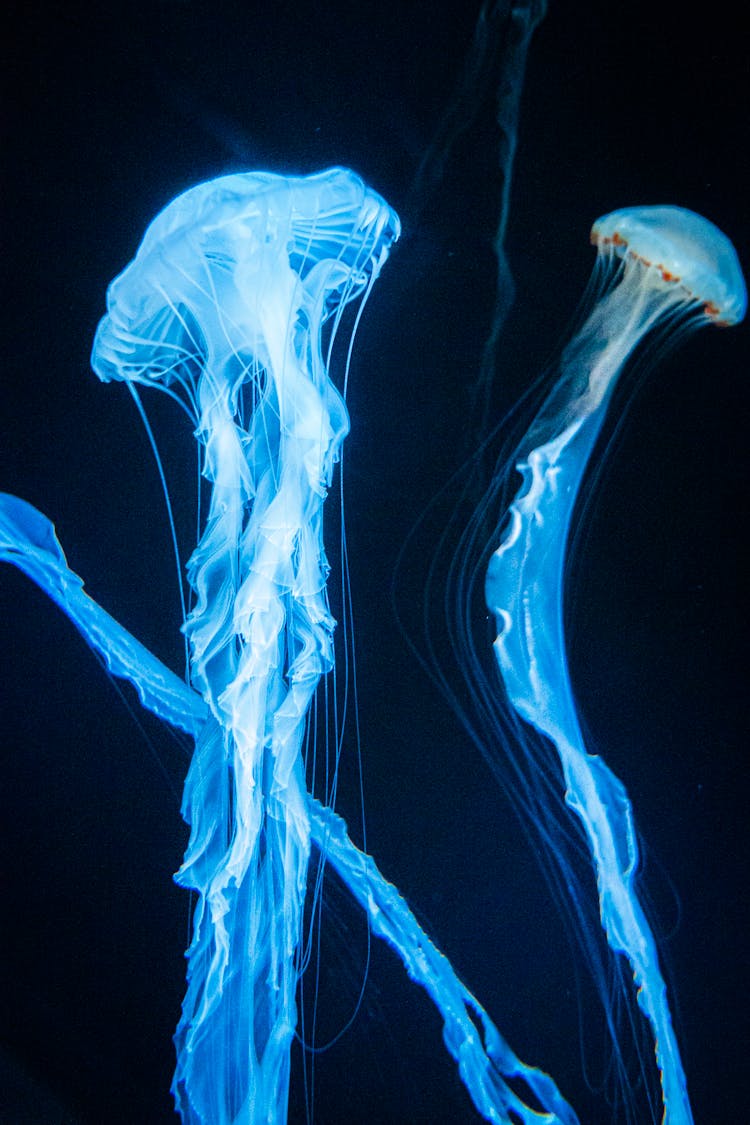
486,206,746,1125
592,206,747,324
92,167,400,1124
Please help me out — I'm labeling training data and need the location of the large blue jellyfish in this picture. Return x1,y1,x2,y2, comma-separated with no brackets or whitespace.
89,168,401,1123
0,167,579,1125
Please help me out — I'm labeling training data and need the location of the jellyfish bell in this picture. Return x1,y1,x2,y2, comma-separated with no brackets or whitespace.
592,204,747,325
512,205,747,453
92,167,400,416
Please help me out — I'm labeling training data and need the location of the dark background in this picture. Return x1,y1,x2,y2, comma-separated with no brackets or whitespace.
1,3,747,1123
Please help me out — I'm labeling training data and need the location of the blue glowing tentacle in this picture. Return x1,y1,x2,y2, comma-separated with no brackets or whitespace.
485,271,693,1124
0,492,204,735
310,800,580,1125
1,492,580,1125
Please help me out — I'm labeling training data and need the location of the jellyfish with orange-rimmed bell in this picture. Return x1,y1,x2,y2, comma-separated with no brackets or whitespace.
482,205,746,1125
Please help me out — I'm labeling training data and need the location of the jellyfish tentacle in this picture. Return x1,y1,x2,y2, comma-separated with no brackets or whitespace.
310,798,580,1125
1,491,580,1125
0,493,204,735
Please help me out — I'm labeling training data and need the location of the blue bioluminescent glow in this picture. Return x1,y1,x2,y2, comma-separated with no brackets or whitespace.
5,2,748,1119
485,206,746,1125
0,494,579,1125
0,167,584,1125
93,167,400,1124
1,178,745,1124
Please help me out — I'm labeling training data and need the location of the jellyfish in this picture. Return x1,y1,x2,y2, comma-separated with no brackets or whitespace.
87,167,403,1124
0,167,581,1125
483,207,746,1124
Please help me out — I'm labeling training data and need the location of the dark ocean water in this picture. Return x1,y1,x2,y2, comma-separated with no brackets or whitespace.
2,3,747,1123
